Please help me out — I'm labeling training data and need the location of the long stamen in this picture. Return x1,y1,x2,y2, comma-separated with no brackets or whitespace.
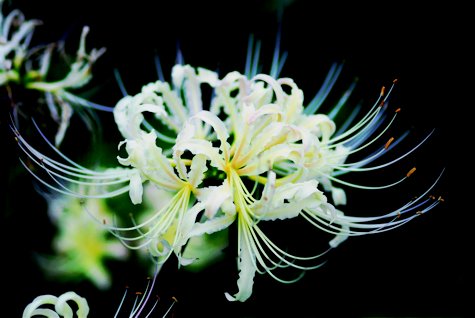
332,129,434,175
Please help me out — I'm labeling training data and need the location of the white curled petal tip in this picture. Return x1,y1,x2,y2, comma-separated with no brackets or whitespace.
331,187,347,206
22,295,58,318
197,67,219,86
55,292,89,318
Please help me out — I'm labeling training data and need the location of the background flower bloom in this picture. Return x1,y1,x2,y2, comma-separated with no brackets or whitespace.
1,0,110,146
37,184,129,290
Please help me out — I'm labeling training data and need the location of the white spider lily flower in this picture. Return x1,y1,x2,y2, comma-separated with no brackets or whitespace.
174,109,332,302
24,25,108,146
26,26,105,93
12,34,445,304
1,1,111,146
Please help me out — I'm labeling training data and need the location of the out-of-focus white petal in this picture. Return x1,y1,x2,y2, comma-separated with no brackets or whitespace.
129,170,143,204
331,187,347,206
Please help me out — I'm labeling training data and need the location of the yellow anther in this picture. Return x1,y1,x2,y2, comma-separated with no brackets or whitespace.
384,137,394,149
406,167,416,177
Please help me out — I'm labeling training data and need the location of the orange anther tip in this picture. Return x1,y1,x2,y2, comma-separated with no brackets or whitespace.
384,137,395,149
393,78,398,83
136,292,143,295
406,167,416,177
395,108,401,113
380,86,386,96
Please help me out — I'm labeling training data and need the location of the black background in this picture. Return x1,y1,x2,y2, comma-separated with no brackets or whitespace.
2,0,461,317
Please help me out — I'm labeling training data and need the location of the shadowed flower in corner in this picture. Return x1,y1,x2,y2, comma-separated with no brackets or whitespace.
1,0,110,146
11,30,445,303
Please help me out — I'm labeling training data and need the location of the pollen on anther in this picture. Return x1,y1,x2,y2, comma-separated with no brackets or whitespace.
384,137,395,149
171,296,178,303
395,108,401,113
135,292,143,295
393,78,398,84
380,86,386,96
438,196,445,202
406,167,416,177
416,211,423,215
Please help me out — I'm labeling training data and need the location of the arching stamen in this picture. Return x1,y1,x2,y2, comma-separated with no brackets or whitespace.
114,68,128,97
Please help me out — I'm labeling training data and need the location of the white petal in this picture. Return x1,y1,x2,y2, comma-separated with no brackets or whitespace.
225,234,256,302
329,209,349,248
197,181,234,219
331,187,347,206
188,154,208,188
189,213,236,238
129,171,143,204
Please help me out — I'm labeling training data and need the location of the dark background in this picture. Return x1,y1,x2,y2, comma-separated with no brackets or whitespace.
2,0,460,317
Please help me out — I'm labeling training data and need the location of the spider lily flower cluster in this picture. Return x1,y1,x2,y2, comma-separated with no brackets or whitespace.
13,48,444,302
1,0,109,146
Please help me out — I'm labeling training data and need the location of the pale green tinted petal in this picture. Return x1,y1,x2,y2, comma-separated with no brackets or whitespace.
56,292,89,318
119,131,182,190
196,181,234,219
197,67,219,86
329,209,349,248
129,170,143,204
192,110,230,151
182,229,229,271
189,213,236,237
302,113,336,140
254,179,325,220
331,187,347,206
113,95,133,138
243,143,302,176
22,295,59,318
188,154,208,188
174,137,224,170
22,292,89,318
225,236,256,302
53,99,73,146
